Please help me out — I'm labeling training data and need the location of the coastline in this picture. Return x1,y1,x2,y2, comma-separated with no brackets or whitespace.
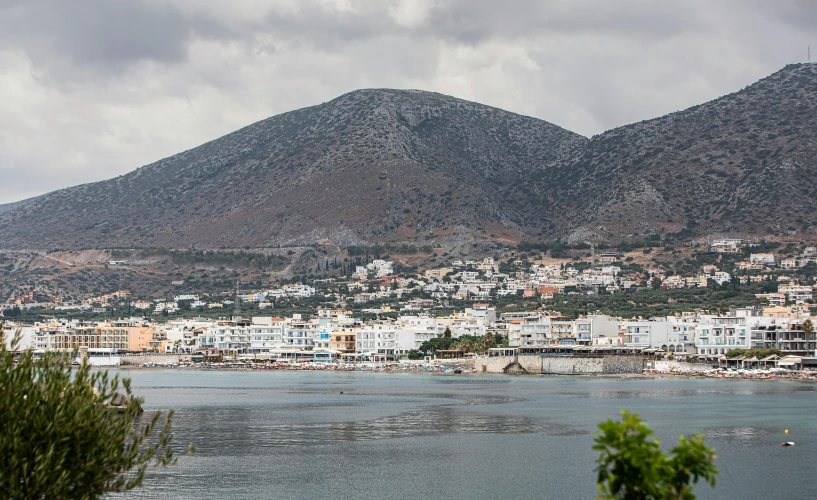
110,360,817,381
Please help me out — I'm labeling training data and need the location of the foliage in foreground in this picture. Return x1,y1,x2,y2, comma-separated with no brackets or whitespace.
594,410,717,500
0,330,188,499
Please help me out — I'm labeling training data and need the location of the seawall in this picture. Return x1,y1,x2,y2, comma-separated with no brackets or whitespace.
476,354,644,375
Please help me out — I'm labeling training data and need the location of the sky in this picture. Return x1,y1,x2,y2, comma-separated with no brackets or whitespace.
0,0,814,204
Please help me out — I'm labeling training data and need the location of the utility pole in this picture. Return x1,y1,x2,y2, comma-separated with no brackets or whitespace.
233,280,240,320
591,243,596,270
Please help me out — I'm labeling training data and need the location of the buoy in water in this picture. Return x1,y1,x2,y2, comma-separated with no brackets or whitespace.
785,429,789,435
761,419,764,423
782,442,795,447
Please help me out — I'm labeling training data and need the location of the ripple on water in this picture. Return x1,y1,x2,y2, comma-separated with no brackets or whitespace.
699,425,778,444
431,377,513,385
581,388,765,399
177,405,587,454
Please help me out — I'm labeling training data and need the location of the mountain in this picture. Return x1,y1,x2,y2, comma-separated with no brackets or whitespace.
1,64,816,250
0,89,585,249
560,63,817,243
0,194,44,215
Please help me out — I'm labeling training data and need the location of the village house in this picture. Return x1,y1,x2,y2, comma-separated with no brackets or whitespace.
749,253,776,266
710,238,744,253
779,258,799,269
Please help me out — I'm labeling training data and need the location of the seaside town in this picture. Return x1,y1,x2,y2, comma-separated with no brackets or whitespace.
5,6,817,499
3,239,817,376
5,240,817,313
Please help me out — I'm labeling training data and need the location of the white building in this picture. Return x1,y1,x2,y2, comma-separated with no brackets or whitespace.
160,318,215,346
694,316,750,355
710,239,744,253
749,253,776,266
577,315,620,345
2,323,51,351
286,285,316,298
778,284,814,303
666,317,698,353
356,323,399,359
284,317,319,349
620,320,672,350
154,302,179,314
248,317,285,353
395,316,441,350
514,313,555,346
366,259,395,278
198,320,251,354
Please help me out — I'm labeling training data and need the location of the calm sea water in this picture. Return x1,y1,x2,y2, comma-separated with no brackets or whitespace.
118,370,817,499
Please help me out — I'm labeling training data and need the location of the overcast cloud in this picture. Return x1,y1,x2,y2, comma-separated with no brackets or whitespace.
0,0,814,203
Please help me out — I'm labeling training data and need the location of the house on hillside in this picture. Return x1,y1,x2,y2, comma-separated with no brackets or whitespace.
779,258,799,269
710,239,743,253
749,253,775,266
598,253,621,264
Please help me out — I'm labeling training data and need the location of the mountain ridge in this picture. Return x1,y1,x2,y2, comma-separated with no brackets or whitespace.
2,64,816,249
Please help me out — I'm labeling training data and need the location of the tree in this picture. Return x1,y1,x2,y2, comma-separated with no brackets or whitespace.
2,305,21,317
0,330,190,498
406,349,424,360
593,410,717,500
724,347,780,359
730,275,740,291
651,277,663,290
418,336,457,355
484,332,497,351
801,319,814,347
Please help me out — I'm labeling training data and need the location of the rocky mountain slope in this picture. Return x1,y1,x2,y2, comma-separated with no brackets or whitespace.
1,64,816,250
561,63,817,243
0,194,45,215
0,90,585,249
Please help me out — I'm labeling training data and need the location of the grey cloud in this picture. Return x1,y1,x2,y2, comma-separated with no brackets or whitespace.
420,0,706,44
238,1,705,53
0,0,807,81
0,0,234,73
743,0,817,33
0,0,707,72
1,0,815,203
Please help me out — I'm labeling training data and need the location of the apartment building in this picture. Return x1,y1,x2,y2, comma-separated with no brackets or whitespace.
694,316,750,355
47,321,154,351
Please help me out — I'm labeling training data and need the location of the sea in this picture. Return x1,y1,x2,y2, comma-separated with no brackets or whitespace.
118,370,817,499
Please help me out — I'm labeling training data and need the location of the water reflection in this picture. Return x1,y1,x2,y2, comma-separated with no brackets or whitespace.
175,404,585,455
